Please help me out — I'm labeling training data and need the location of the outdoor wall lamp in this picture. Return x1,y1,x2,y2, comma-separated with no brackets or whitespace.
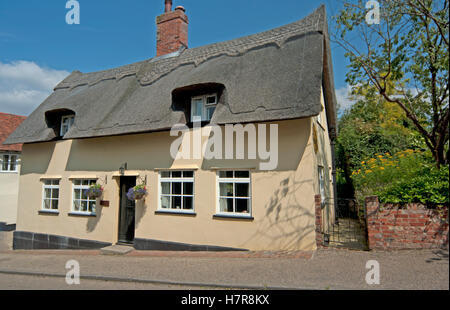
119,163,128,175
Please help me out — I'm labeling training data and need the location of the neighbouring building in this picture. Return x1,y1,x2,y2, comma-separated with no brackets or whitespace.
0,112,26,231
5,3,338,251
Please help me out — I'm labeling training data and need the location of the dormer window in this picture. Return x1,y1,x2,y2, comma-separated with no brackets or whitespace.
60,115,75,136
190,94,217,122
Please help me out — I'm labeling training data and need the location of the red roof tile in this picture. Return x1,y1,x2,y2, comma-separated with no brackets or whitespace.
0,112,27,152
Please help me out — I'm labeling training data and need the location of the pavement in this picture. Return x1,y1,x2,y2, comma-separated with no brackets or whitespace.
0,232,448,290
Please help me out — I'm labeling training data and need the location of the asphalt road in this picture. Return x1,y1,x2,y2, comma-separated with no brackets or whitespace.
0,273,218,290
0,247,448,290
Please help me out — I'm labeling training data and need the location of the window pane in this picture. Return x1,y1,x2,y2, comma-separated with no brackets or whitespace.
219,171,233,178
89,201,96,213
236,199,250,213
73,200,80,212
74,180,81,186
43,199,51,210
205,106,215,121
172,196,182,209
2,155,8,171
191,99,203,118
219,198,234,213
9,155,17,170
183,197,193,210
81,201,88,212
161,171,170,178
52,200,59,210
183,182,193,195
219,183,233,197
52,188,59,199
235,171,249,178
74,189,81,200
172,182,182,195
44,180,52,186
44,188,52,199
172,171,182,178
161,196,170,209
161,182,170,195
183,171,193,178
235,183,249,198
82,180,89,186
206,96,216,105
52,180,59,186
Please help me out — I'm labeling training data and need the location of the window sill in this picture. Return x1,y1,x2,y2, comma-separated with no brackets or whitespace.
38,210,59,215
213,214,254,221
0,171,18,174
68,212,97,217
155,210,196,216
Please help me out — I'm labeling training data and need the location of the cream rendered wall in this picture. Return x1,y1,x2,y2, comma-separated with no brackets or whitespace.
313,88,336,234
16,117,319,251
0,154,20,225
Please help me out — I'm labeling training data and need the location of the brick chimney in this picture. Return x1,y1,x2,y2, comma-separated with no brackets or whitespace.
156,1,189,57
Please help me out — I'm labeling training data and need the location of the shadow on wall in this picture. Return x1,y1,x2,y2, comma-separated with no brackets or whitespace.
20,142,56,175
247,173,316,250
135,198,147,229
202,118,311,172
86,206,102,233
64,132,178,172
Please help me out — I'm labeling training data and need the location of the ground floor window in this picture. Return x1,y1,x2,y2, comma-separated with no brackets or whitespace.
72,179,97,214
42,179,60,211
217,171,251,216
159,171,194,212
0,153,19,172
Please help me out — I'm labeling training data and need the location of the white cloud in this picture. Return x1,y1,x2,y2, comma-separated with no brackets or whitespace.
335,84,357,112
0,61,70,116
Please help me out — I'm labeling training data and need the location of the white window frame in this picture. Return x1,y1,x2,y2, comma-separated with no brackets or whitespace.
216,170,252,217
0,153,19,173
190,94,217,122
158,171,195,213
318,166,325,205
71,179,97,215
60,115,75,136
41,179,60,212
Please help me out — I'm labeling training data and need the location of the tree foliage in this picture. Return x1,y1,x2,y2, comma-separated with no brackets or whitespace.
332,0,449,167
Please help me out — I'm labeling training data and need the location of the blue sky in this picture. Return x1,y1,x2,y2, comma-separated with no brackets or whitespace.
0,0,353,116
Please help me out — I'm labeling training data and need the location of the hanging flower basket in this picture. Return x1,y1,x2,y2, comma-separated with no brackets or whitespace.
84,184,104,199
127,185,147,201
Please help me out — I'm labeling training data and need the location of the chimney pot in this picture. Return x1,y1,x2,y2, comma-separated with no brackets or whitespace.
175,6,186,13
165,0,172,13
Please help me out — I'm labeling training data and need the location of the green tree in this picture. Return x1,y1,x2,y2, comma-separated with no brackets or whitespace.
332,0,449,168
336,86,419,198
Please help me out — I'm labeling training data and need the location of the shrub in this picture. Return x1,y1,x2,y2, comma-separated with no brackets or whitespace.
351,149,449,205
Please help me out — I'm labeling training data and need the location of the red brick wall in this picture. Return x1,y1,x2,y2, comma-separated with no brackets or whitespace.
365,196,449,250
156,9,188,57
315,194,324,248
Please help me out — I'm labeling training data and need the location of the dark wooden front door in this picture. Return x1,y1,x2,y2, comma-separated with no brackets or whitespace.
118,176,136,244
